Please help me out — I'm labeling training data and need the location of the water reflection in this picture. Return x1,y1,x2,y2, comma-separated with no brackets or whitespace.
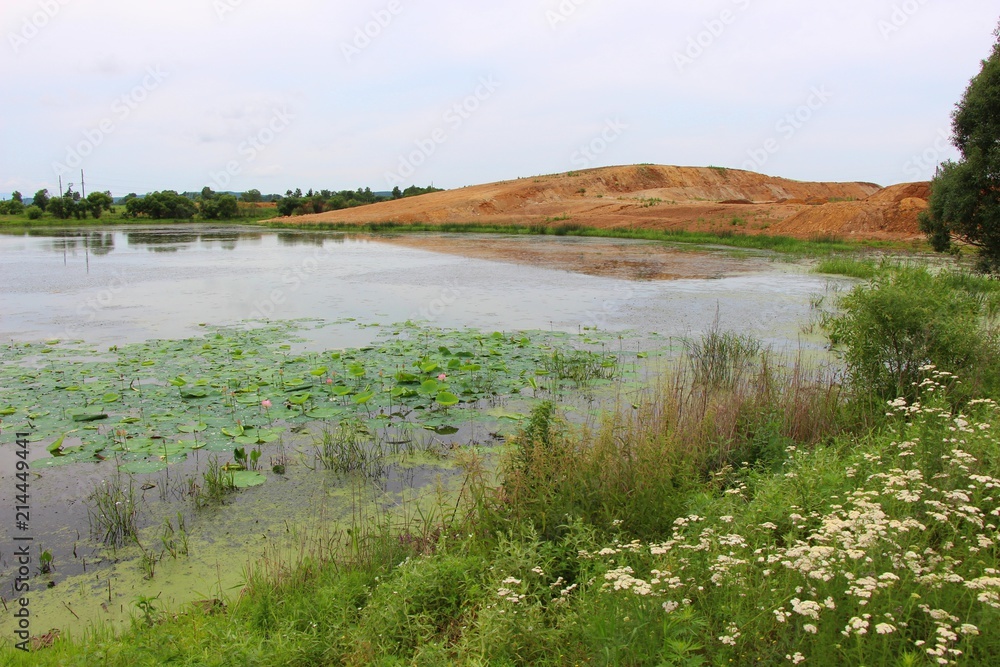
276,231,345,247
6,225,363,255
38,231,116,256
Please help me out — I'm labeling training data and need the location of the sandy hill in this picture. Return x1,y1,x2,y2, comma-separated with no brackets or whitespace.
282,165,926,241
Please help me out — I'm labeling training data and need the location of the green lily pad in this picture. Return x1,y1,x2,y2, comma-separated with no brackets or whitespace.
436,391,460,407
69,407,108,422
230,471,266,488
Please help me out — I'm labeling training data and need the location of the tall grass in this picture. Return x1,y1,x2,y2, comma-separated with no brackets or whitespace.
501,335,843,542
86,474,140,546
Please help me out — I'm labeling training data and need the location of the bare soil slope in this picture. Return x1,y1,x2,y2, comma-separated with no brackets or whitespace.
282,165,926,240
767,183,930,240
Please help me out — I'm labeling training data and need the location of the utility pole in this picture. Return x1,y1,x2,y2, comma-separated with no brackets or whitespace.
81,170,85,198
58,176,63,198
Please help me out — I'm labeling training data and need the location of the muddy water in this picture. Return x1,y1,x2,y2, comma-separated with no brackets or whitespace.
0,225,848,639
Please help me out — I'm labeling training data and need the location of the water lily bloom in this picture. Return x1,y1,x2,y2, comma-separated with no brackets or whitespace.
326,378,333,384
438,374,447,381
261,399,272,408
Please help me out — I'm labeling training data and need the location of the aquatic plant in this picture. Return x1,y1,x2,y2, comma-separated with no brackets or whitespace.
86,473,140,546
5,321,631,481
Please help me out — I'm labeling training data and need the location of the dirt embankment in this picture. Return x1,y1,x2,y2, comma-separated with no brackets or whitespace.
279,165,926,241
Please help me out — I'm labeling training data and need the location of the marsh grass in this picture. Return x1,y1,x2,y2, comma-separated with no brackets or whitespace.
502,337,843,542
814,255,882,279
197,456,237,506
86,473,140,546
314,418,387,477
685,325,763,389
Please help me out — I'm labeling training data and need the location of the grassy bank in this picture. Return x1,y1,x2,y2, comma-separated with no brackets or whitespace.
261,219,921,257
6,267,1000,666
0,205,280,229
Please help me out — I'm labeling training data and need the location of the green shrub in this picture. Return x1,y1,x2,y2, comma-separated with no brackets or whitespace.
25,205,43,220
824,266,1000,411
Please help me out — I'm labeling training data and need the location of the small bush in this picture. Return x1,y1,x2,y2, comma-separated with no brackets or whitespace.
824,266,1000,410
25,205,43,220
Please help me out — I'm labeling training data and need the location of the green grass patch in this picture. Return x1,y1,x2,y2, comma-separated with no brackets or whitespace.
813,256,882,279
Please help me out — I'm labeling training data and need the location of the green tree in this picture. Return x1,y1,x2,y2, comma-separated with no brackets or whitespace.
86,191,113,219
47,196,70,219
241,189,262,203
276,196,303,216
920,24,1000,272
11,191,22,203
32,189,49,212
125,191,197,219
199,193,238,219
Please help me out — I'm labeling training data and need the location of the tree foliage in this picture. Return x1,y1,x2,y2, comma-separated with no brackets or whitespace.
125,191,197,219
275,185,442,216
920,25,1000,271
32,189,49,212
86,191,113,219
198,189,238,220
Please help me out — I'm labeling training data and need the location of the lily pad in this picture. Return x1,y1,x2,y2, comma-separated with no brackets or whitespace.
68,407,108,422
230,471,266,488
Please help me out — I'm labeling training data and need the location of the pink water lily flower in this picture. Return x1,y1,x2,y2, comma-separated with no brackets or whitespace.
261,399,272,408
326,378,333,384
438,374,447,381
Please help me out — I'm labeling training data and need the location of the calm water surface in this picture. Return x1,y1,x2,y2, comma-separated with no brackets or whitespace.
0,225,841,350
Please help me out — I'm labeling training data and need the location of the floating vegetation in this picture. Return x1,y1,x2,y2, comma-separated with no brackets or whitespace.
3,321,634,484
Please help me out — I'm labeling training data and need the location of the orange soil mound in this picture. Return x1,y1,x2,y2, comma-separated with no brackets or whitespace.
767,183,930,240
281,165,926,241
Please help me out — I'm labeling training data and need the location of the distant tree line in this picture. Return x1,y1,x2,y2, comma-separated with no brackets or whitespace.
275,184,443,217
1,183,443,221
2,188,115,220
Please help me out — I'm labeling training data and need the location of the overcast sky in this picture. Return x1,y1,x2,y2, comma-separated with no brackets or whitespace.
0,1,996,199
